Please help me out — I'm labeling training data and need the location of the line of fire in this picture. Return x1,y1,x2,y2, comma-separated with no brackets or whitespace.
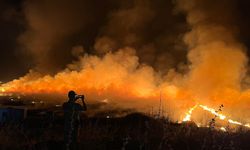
2,0,250,149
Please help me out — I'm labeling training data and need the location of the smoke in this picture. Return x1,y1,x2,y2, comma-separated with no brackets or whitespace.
17,0,187,74
2,0,250,122
18,0,115,73
175,0,250,121
94,0,155,53
2,48,164,111
176,0,247,95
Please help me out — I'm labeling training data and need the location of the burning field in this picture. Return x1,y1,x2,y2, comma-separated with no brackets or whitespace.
1,0,250,138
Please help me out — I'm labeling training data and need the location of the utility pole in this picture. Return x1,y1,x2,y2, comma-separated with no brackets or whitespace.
158,91,162,118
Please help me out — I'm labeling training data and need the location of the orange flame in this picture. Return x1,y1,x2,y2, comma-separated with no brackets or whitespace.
182,105,198,122
183,104,250,128
1,49,250,126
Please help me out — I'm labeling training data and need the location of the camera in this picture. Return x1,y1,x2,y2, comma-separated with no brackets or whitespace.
75,95,84,99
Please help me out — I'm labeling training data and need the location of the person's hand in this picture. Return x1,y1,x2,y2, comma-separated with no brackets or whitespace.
75,95,84,100
80,95,84,100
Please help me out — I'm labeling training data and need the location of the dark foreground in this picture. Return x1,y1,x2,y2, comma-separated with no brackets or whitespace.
0,113,250,150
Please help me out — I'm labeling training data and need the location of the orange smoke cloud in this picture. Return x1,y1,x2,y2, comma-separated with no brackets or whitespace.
0,48,185,113
1,48,155,96
175,0,250,123
2,0,250,125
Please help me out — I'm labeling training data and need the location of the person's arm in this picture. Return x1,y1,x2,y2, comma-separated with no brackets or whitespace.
80,96,87,111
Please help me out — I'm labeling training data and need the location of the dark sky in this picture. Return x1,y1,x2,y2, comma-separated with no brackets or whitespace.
1,0,250,82
0,0,27,81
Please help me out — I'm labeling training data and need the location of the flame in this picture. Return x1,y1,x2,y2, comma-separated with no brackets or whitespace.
182,104,250,129
199,105,226,120
0,50,250,128
244,124,250,128
182,105,198,122
0,87,8,96
220,127,226,132
0,87,5,93
228,119,242,126
199,105,250,127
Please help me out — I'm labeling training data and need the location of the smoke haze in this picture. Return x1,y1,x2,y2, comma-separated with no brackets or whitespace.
1,0,250,122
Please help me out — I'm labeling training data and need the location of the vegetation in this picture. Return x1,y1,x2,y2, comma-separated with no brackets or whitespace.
0,113,250,150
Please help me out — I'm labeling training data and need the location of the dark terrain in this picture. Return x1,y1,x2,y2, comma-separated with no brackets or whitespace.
0,110,250,150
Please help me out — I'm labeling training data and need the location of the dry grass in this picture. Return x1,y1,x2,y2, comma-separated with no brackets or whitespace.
0,113,250,150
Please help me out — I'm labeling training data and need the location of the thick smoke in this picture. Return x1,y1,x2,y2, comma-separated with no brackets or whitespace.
176,0,250,122
18,0,187,74
2,48,164,112
94,0,155,52
176,0,248,96
18,0,115,73
2,0,250,122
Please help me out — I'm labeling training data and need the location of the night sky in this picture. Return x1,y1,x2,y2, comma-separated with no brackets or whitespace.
1,0,250,82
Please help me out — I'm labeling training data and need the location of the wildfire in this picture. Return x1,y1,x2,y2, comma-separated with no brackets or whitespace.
182,105,198,122
199,105,226,120
182,104,250,129
0,87,5,93
0,87,7,96
220,127,227,132
0,0,248,135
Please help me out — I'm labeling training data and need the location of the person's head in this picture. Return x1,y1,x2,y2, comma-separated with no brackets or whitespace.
68,90,76,101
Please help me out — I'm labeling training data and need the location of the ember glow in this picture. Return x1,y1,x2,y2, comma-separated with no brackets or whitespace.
182,105,198,122
199,105,226,120
182,104,250,129
220,127,227,132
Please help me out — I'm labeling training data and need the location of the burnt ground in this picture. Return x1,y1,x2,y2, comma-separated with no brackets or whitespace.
0,112,250,150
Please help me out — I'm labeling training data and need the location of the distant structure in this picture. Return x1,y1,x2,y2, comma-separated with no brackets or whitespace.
0,106,27,124
0,96,26,124
157,91,164,118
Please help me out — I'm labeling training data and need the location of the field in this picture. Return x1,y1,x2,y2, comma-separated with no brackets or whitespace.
1,112,250,150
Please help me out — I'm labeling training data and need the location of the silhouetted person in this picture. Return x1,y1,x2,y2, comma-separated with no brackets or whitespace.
63,90,87,150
